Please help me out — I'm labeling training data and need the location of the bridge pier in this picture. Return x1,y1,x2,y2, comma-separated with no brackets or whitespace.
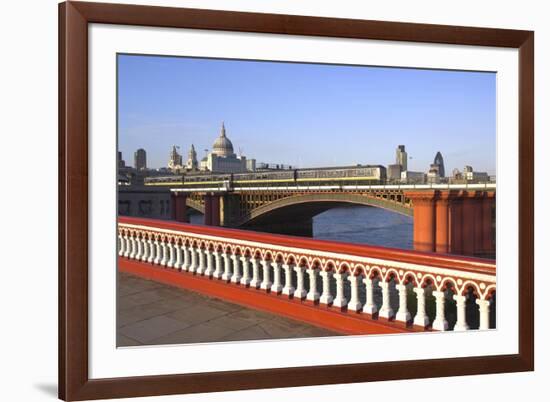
201,193,222,226
406,190,495,258
408,191,436,252
171,192,189,223
435,192,450,253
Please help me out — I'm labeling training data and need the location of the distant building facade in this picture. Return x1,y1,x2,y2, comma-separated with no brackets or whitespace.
168,145,183,171
463,165,489,182
401,170,426,184
395,145,408,171
387,145,408,183
134,148,147,171
187,144,198,171
427,164,441,184
201,123,249,173
433,151,445,178
427,152,445,184
387,164,402,182
246,158,257,172
118,151,126,168
449,165,490,183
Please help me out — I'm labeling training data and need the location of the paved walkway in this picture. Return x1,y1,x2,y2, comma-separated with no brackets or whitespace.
117,272,337,346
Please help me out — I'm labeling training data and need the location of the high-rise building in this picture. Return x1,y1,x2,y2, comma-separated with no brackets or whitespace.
395,145,407,171
168,145,183,171
433,151,445,177
117,151,126,168
134,148,147,171
186,144,198,170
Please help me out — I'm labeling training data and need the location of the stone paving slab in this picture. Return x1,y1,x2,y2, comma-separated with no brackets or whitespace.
117,271,338,346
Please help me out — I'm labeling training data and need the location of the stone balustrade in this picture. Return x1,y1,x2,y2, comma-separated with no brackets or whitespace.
118,216,496,332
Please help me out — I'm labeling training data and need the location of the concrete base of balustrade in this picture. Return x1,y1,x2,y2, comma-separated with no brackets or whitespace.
119,257,428,336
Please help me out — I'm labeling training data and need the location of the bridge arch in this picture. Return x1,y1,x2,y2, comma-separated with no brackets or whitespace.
185,197,204,214
236,192,412,229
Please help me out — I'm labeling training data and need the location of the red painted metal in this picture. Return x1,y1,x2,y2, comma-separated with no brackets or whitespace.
118,216,495,275
211,195,220,226
435,196,450,253
204,194,213,226
119,257,423,335
173,193,188,223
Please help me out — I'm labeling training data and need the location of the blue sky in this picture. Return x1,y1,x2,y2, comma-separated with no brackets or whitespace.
118,54,496,174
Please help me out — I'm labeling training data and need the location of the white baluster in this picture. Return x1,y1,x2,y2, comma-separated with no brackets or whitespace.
240,256,251,286
413,287,430,327
181,243,190,271
123,235,128,256
432,291,449,330
135,235,143,260
160,239,168,266
188,245,197,273
213,251,223,279
270,261,283,293
306,267,320,302
249,257,260,288
132,235,138,258
222,252,232,281
362,276,378,315
153,238,161,264
124,233,131,257
196,247,206,275
141,236,149,262
231,254,242,283
395,284,411,323
378,281,394,319
294,266,307,299
319,270,333,305
348,274,362,312
173,241,182,269
282,263,295,297
147,237,155,263
453,294,469,331
476,298,491,330
143,236,149,259
126,235,134,258
332,272,348,308
204,249,214,277
260,259,272,290
122,235,129,257
166,241,175,268
130,235,138,259
118,233,125,256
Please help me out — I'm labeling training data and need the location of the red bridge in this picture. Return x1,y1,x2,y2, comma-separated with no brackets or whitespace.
169,186,496,258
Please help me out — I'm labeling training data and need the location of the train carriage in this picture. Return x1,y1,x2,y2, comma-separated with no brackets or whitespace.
143,164,387,188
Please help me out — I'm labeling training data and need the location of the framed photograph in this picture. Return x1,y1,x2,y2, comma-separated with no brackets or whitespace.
59,1,534,400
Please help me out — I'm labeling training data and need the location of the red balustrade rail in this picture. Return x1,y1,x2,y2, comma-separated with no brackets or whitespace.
118,216,496,333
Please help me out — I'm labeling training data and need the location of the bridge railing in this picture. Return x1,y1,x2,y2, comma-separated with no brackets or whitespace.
118,216,496,332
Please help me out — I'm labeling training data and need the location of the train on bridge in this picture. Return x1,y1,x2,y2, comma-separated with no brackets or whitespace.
144,165,387,188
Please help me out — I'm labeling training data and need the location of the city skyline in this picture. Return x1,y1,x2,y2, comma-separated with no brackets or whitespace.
118,54,496,174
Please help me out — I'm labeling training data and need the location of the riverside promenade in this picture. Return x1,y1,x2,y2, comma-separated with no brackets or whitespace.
117,272,337,346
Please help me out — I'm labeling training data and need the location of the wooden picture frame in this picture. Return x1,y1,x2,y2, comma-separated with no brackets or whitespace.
59,1,534,400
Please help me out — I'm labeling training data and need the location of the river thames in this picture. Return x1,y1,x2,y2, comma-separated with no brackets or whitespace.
191,205,413,249
312,206,413,249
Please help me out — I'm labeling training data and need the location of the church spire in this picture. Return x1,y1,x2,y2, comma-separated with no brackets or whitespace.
221,121,226,137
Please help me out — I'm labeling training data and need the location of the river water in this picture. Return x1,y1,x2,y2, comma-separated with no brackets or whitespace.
190,205,413,249
312,206,413,249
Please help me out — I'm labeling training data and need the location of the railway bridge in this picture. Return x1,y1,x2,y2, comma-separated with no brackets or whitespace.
166,181,496,258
